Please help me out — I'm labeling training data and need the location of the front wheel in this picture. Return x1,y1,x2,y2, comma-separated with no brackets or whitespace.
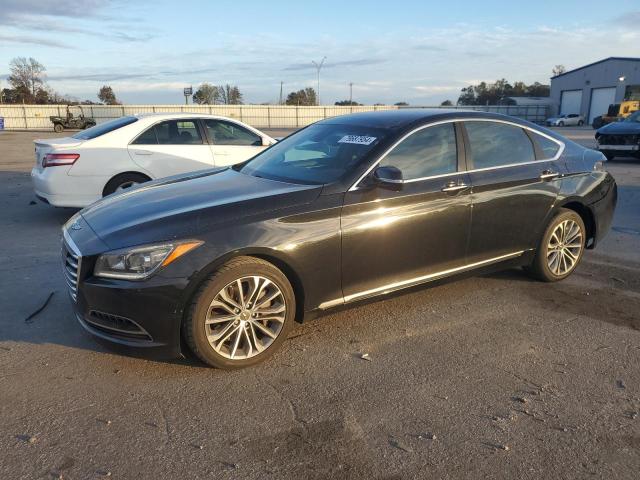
527,209,586,282
578,120,584,126
183,257,296,369
558,121,565,127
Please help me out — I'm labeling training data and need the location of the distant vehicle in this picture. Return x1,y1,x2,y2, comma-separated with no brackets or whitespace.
32,113,276,207
545,113,584,127
592,100,640,129
50,105,96,133
60,110,616,368
595,110,640,160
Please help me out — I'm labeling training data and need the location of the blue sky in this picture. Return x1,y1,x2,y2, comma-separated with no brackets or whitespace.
1,0,638,105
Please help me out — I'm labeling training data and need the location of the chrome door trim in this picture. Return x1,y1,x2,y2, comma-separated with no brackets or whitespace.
349,118,565,191
319,250,527,309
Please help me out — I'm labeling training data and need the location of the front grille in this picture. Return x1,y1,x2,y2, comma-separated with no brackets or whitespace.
62,236,81,301
87,310,152,341
598,134,639,146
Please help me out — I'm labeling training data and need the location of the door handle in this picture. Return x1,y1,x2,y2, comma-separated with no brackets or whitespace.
539,170,559,180
133,150,153,155
441,181,469,193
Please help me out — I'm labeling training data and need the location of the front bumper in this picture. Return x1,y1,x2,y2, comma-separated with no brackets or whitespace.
595,144,639,152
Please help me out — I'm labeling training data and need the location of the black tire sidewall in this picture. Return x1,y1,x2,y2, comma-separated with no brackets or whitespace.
534,209,586,282
103,173,149,196
187,259,296,369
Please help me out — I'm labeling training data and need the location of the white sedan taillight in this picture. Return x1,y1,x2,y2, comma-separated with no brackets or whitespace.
43,153,80,168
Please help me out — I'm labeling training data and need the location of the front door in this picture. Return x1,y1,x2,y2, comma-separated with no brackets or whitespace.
341,122,472,302
462,120,562,263
202,119,267,167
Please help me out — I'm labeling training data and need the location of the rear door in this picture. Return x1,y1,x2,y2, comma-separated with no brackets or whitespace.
341,122,472,301
202,119,268,167
462,120,563,263
128,119,214,178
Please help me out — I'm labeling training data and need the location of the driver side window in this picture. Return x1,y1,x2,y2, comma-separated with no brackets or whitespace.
380,123,458,180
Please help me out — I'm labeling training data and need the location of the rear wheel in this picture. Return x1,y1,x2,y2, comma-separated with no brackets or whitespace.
527,208,586,282
103,172,150,196
53,123,64,133
183,257,296,369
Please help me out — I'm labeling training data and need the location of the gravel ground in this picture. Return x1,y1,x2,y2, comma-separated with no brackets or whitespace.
0,127,639,479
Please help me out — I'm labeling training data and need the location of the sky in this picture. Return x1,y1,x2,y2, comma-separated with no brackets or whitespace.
0,0,639,105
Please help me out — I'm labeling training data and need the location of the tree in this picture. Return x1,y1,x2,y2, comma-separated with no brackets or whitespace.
286,88,317,106
334,100,362,106
193,83,220,105
552,65,566,77
394,101,409,106
97,85,119,105
219,84,243,105
8,57,47,103
457,79,551,105
440,100,453,106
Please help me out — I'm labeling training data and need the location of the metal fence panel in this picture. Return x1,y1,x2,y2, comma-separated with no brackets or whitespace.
0,103,548,131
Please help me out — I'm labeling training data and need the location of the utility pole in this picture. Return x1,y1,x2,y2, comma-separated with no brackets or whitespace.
279,81,283,105
349,82,353,104
312,56,327,106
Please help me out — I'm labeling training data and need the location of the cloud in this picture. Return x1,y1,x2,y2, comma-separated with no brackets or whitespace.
0,33,72,49
283,58,386,71
413,85,460,94
611,10,640,29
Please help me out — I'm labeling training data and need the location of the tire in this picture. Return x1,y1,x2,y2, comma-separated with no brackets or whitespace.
578,120,584,126
183,256,296,369
527,208,586,282
53,123,64,133
103,172,150,196
558,121,564,127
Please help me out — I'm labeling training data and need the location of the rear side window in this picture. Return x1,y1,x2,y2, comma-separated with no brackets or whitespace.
380,123,457,180
154,120,203,145
204,119,261,146
72,116,138,140
465,121,535,169
530,132,561,159
132,126,158,144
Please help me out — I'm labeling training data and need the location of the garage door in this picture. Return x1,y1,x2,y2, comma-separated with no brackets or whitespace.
560,90,582,115
588,87,616,124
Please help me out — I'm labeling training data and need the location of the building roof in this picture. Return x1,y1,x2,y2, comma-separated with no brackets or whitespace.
551,57,640,79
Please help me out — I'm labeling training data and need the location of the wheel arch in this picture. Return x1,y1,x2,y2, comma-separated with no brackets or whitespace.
180,247,307,328
556,200,596,249
102,171,153,196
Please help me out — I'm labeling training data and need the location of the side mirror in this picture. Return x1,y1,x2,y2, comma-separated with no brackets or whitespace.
373,166,403,190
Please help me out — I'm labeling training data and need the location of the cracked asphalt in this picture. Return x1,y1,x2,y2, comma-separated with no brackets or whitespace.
1,127,639,479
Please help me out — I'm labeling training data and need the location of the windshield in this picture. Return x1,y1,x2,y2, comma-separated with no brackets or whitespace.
624,111,640,123
239,123,389,184
72,116,138,140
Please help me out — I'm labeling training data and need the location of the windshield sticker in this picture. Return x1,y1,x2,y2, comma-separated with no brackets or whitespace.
338,135,377,145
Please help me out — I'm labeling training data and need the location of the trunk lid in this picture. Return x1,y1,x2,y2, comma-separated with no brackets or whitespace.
33,137,84,170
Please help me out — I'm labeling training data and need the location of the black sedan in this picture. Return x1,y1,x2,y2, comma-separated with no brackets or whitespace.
62,110,617,368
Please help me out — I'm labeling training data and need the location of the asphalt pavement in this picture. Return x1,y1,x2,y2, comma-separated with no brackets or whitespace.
0,126,639,479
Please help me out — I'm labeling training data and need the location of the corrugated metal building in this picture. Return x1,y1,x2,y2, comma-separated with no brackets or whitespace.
550,57,640,124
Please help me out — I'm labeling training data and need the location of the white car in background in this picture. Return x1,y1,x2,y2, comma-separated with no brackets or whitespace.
31,113,276,207
545,113,585,127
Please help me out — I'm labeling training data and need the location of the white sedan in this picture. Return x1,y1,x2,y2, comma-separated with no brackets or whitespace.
31,113,276,207
545,113,585,127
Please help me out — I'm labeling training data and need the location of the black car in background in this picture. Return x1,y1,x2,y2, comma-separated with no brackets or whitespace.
595,110,640,160
62,110,617,369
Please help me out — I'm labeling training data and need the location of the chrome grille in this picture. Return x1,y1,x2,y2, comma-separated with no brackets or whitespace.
62,232,81,301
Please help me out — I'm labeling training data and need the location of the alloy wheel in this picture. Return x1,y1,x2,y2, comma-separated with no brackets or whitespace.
546,219,583,276
115,181,139,192
204,276,286,360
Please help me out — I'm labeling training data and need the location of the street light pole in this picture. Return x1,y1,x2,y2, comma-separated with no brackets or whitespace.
312,56,327,106
349,82,353,104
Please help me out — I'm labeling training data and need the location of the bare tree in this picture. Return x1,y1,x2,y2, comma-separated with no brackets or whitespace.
8,57,47,102
219,84,243,105
193,83,220,104
552,65,566,76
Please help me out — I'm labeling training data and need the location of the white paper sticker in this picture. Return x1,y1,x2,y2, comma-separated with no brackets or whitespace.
338,135,377,145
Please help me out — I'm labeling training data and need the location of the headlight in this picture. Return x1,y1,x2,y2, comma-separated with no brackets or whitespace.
94,241,203,280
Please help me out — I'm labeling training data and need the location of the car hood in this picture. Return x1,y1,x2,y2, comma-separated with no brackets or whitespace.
597,121,640,135
80,168,322,249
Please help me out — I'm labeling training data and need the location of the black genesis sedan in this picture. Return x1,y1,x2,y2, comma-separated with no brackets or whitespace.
61,110,617,368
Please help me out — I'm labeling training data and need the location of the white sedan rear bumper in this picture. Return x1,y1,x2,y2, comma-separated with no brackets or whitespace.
31,166,104,207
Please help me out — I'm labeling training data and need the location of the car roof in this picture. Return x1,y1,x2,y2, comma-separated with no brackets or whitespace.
132,112,239,120
318,108,527,129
